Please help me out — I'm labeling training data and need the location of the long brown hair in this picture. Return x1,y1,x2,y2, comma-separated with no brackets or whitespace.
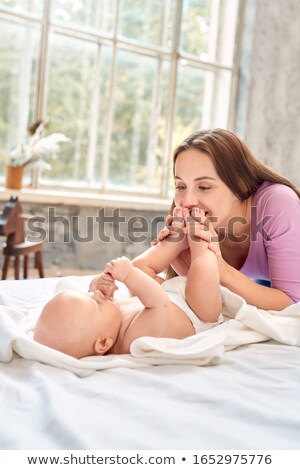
173,128,300,200
165,128,300,279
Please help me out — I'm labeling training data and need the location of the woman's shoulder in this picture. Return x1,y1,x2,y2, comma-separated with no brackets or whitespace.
252,181,300,237
253,181,299,211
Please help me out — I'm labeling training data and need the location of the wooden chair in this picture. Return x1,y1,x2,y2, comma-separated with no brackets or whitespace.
0,196,44,280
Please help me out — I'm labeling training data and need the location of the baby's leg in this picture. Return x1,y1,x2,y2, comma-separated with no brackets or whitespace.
185,209,222,323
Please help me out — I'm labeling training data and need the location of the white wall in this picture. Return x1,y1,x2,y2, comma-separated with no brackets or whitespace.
236,0,300,186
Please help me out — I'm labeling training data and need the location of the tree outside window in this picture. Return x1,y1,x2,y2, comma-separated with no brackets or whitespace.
0,0,240,197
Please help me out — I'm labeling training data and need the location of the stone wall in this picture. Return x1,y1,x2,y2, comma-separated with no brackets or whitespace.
22,202,167,270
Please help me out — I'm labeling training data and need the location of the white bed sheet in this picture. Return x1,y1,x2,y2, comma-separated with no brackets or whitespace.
0,277,300,450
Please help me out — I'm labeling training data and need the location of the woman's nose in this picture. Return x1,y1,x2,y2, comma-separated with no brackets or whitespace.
181,190,198,209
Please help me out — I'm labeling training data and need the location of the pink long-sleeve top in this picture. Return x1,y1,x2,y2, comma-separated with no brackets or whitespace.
240,181,300,303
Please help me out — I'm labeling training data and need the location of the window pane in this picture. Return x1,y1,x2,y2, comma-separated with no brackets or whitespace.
174,63,232,136
0,0,44,16
180,0,211,58
181,0,239,65
45,34,112,184
168,62,232,196
0,19,40,173
0,1,239,195
119,0,176,49
207,68,232,128
109,50,170,193
50,0,115,34
92,46,112,186
174,64,206,143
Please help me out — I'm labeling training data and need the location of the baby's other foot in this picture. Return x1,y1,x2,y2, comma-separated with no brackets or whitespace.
187,208,210,253
165,207,188,248
171,206,186,229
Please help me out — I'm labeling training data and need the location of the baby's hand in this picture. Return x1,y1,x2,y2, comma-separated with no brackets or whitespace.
104,256,133,283
89,272,118,300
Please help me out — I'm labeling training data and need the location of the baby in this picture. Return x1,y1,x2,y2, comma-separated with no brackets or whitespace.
34,208,223,357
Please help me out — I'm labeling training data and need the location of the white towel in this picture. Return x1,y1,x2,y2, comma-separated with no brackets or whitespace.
1,277,300,376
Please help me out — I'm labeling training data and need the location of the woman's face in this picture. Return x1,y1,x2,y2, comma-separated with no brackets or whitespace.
174,148,239,229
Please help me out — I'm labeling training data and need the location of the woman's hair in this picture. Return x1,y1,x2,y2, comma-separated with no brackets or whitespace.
173,128,300,200
165,128,300,279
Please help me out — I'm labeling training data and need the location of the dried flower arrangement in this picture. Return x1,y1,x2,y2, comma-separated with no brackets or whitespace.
9,119,71,172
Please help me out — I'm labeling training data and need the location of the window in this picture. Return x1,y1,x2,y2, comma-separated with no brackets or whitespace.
0,0,240,198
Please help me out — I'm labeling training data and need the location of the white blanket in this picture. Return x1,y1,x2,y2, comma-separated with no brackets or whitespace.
1,277,300,376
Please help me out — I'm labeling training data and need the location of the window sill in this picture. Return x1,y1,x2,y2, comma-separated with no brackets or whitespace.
0,186,171,212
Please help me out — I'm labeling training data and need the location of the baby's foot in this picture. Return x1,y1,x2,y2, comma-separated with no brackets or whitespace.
171,206,185,228
166,207,188,248
187,208,210,255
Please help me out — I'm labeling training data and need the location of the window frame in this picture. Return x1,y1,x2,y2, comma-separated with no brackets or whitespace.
0,0,244,200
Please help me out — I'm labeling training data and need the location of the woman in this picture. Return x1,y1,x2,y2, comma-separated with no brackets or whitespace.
155,128,300,310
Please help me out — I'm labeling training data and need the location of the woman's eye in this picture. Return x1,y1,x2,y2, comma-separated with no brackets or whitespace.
175,185,185,191
198,186,210,191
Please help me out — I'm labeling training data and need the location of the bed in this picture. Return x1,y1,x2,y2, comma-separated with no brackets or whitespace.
0,275,300,450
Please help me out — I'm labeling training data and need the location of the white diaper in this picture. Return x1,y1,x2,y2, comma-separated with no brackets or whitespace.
162,276,223,334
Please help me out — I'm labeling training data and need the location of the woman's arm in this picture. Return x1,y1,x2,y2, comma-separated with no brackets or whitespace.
223,185,300,309
220,263,293,310
184,206,294,310
205,235,295,310
203,230,293,311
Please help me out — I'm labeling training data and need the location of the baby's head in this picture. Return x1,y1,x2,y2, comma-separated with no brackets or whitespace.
34,290,121,358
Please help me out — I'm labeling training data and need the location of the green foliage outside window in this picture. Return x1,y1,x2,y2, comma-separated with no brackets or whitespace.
0,0,238,195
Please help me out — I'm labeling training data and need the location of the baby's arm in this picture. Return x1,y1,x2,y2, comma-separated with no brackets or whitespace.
89,232,184,297
105,257,170,352
132,207,189,282
90,207,187,294
104,257,169,309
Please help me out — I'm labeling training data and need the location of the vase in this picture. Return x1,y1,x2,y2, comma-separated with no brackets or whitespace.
5,165,24,190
